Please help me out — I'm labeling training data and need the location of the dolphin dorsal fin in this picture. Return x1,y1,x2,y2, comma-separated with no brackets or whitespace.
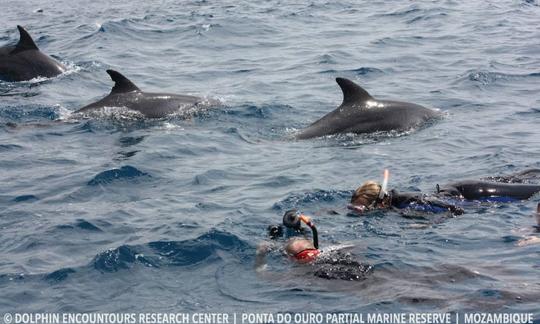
14,25,39,52
107,70,140,94
336,77,373,105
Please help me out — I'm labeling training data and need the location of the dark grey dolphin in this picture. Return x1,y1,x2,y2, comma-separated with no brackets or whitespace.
296,78,441,139
437,180,540,201
0,25,66,81
75,70,221,118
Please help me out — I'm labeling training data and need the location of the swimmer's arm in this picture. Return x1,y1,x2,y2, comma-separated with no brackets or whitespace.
397,193,464,215
517,236,540,247
255,242,273,272
425,198,464,215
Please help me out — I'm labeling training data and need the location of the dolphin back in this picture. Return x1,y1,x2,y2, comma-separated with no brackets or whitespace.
76,91,218,118
75,70,221,118
440,180,540,200
296,77,439,139
0,25,65,81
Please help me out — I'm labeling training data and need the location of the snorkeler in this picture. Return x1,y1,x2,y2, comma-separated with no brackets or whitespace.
349,169,465,215
264,210,320,263
256,210,372,280
349,169,540,215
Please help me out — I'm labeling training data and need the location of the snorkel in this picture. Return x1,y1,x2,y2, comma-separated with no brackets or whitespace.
298,214,318,249
376,169,390,206
348,169,390,213
282,210,319,249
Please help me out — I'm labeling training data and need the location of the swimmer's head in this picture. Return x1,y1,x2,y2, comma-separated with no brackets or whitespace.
285,238,319,263
350,180,388,213
283,209,302,230
351,181,380,206
285,238,315,255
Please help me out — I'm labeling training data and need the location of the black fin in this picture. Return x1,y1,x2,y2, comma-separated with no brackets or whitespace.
335,77,373,105
107,70,140,93
14,25,39,52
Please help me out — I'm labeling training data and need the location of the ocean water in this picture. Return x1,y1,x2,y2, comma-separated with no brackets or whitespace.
1,0,540,316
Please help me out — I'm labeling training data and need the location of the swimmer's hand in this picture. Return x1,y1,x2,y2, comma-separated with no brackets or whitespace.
255,242,272,271
299,214,313,226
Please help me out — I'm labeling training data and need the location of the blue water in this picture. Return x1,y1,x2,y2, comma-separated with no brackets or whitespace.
1,0,540,315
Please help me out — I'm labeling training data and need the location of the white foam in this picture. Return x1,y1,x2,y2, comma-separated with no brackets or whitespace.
55,105,73,121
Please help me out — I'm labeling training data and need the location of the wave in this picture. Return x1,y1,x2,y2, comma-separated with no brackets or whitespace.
0,105,62,123
220,104,293,120
87,165,151,186
463,70,540,85
318,67,384,76
92,230,249,273
273,189,352,212
56,219,103,232
43,268,76,283
12,195,39,203
0,144,23,151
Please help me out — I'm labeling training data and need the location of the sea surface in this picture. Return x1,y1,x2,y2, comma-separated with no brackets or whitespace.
1,0,539,317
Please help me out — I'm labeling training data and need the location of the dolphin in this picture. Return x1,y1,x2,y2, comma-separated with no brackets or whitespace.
437,180,540,201
296,78,441,139
75,70,221,118
0,25,66,81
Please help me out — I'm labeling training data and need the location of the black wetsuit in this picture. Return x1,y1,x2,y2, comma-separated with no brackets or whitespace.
303,222,372,281
311,251,373,281
387,190,465,215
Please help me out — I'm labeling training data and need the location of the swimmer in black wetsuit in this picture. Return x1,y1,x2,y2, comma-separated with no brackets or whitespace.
349,169,540,216
256,210,372,281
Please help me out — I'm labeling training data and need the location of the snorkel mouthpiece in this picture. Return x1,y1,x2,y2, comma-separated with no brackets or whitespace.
299,214,313,227
347,203,367,213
